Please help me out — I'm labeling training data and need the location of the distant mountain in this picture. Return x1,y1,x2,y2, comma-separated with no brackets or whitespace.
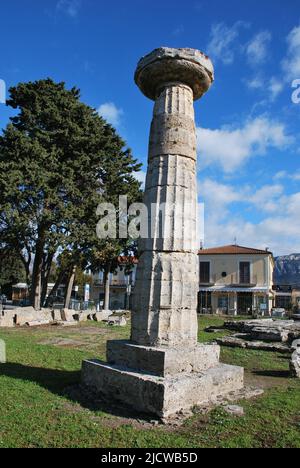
274,254,300,286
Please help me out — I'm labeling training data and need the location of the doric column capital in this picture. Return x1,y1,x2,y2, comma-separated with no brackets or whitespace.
134,47,214,101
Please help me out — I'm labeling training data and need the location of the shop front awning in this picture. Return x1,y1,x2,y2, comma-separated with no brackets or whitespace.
199,286,272,294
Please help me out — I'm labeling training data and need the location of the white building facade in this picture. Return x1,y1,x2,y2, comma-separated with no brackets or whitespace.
198,245,275,316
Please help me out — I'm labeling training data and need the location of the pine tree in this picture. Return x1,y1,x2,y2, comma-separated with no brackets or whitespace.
0,79,142,309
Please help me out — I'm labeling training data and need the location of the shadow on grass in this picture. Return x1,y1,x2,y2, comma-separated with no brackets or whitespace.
253,369,291,378
0,362,154,421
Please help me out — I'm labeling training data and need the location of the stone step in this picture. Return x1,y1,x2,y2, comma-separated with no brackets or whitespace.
107,340,220,377
81,360,244,419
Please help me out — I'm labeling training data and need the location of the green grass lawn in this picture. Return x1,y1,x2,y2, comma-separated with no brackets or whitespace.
0,317,299,448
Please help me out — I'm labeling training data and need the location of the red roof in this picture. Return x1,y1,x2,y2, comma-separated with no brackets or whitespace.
198,244,273,256
118,256,138,265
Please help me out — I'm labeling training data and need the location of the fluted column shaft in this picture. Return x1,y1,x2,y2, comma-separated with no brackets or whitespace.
131,83,199,348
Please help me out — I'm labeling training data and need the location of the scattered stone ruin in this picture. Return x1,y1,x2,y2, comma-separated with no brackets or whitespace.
0,306,128,328
214,319,300,378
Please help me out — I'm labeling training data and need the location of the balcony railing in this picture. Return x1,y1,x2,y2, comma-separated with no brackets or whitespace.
230,273,258,287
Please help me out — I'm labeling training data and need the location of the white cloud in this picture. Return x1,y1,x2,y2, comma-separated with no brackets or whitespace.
248,184,284,213
273,170,287,181
97,102,124,127
200,179,300,255
201,179,241,213
207,21,248,65
245,75,283,102
197,116,292,173
274,170,300,182
134,171,146,188
268,77,284,101
56,0,81,18
246,31,272,65
246,76,265,90
203,213,300,256
282,25,300,81
293,172,300,181
201,179,284,215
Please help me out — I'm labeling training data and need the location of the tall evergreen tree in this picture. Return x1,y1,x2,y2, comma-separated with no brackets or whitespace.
0,248,25,291
0,79,141,309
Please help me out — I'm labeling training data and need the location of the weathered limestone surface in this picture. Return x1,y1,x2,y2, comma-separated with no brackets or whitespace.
108,316,127,327
14,307,36,326
0,312,14,328
291,339,300,351
107,341,220,377
52,309,63,321
93,310,112,322
0,339,5,362
224,319,300,342
217,335,291,354
81,47,244,418
251,327,289,343
73,311,90,322
134,47,214,101
290,350,300,378
131,81,199,348
25,320,51,327
82,360,244,419
0,306,100,328
60,309,76,322
219,319,300,351
0,307,57,328
59,321,78,327
14,307,53,326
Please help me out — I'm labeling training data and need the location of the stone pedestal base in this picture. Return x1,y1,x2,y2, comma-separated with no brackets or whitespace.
107,341,220,377
81,342,244,418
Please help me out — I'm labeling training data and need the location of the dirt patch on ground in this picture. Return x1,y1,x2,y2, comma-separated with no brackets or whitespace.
65,327,112,336
38,337,87,348
35,324,124,353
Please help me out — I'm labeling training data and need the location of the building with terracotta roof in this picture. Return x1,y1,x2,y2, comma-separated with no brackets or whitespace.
90,246,276,315
198,244,275,316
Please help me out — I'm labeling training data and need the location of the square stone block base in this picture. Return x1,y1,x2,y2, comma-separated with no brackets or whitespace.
107,341,220,377
81,359,244,419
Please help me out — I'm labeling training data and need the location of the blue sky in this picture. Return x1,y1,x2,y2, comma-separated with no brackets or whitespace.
0,0,299,255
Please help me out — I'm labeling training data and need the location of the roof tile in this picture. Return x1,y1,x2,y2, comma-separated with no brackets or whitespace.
198,244,273,255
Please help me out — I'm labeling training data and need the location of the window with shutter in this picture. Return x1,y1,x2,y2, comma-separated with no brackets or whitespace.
200,262,210,283
240,262,250,284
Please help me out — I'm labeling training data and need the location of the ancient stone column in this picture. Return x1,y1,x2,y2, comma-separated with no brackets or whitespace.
131,49,208,348
82,48,244,419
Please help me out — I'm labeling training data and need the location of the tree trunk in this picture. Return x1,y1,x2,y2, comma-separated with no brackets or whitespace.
45,269,66,307
18,251,31,286
41,252,54,306
30,230,46,310
64,265,77,309
103,262,111,311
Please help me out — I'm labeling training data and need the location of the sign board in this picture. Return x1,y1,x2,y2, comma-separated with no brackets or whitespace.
84,284,90,302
